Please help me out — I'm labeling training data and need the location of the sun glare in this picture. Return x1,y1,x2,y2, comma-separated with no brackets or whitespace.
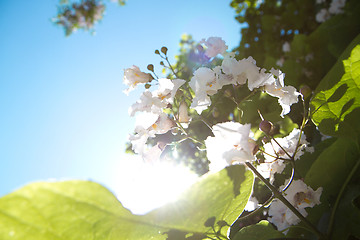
113,155,198,215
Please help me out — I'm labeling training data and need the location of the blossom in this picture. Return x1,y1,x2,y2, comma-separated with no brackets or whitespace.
257,128,313,182
205,122,256,172
268,179,322,231
268,199,299,231
129,112,174,155
316,9,330,23
177,101,191,128
244,196,259,212
123,65,152,95
329,0,346,14
282,179,323,209
129,91,166,116
282,42,291,53
221,56,264,87
200,37,228,58
142,142,166,163
276,58,284,67
264,69,300,117
129,78,185,116
189,67,220,114
263,128,313,161
256,160,286,184
247,67,275,91
152,78,186,104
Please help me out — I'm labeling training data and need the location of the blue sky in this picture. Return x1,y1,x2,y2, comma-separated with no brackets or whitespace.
0,0,242,213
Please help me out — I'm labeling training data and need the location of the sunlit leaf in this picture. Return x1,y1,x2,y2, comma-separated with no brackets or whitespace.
232,220,283,240
0,165,254,239
146,165,254,237
311,35,360,137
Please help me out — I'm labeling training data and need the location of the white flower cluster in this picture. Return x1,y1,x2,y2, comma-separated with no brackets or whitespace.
316,0,347,23
123,67,186,160
268,179,323,231
257,129,314,183
189,38,300,117
205,122,256,172
124,36,322,233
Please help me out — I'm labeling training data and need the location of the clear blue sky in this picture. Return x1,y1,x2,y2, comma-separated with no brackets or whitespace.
0,0,242,212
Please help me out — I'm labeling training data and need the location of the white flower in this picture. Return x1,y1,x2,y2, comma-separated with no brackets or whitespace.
263,128,312,162
258,129,313,182
205,122,256,172
177,101,191,128
282,42,291,53
247,67,275,91
153,78,186,104
268,179,322,231
129,113,174,155
129,91,165,116
189,67,220,114
129,78,185,116
276,58,284,67
129,125,154,155
282,179,323,209
213,66,235,86
123,65,151,94
316,9,330,23
264,69,300,117
329,0,346,14
268,199,301,231
244,196,259,212
200,37,228,58
142,142,166,163
257,160,286,184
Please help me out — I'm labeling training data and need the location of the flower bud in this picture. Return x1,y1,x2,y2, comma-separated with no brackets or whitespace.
155,49,160,55
300,85,312,99
259,120,273,134
147,64,154,72
161,46,168,55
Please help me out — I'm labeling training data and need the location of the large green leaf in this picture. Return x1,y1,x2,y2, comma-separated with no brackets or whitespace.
0,165,254,240
232,220,283,240
146,165,254,237
311,36,360,137
305,137,359,198
331,184,360,240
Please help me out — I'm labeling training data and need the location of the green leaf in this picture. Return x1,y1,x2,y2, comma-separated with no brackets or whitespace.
232,220,283,240
0,165,254,239
146,165,254,237
305,137,359,198
331,184,360,240
311,36,360,137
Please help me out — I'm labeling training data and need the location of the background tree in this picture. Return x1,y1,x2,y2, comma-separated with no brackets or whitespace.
53,0,126,36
